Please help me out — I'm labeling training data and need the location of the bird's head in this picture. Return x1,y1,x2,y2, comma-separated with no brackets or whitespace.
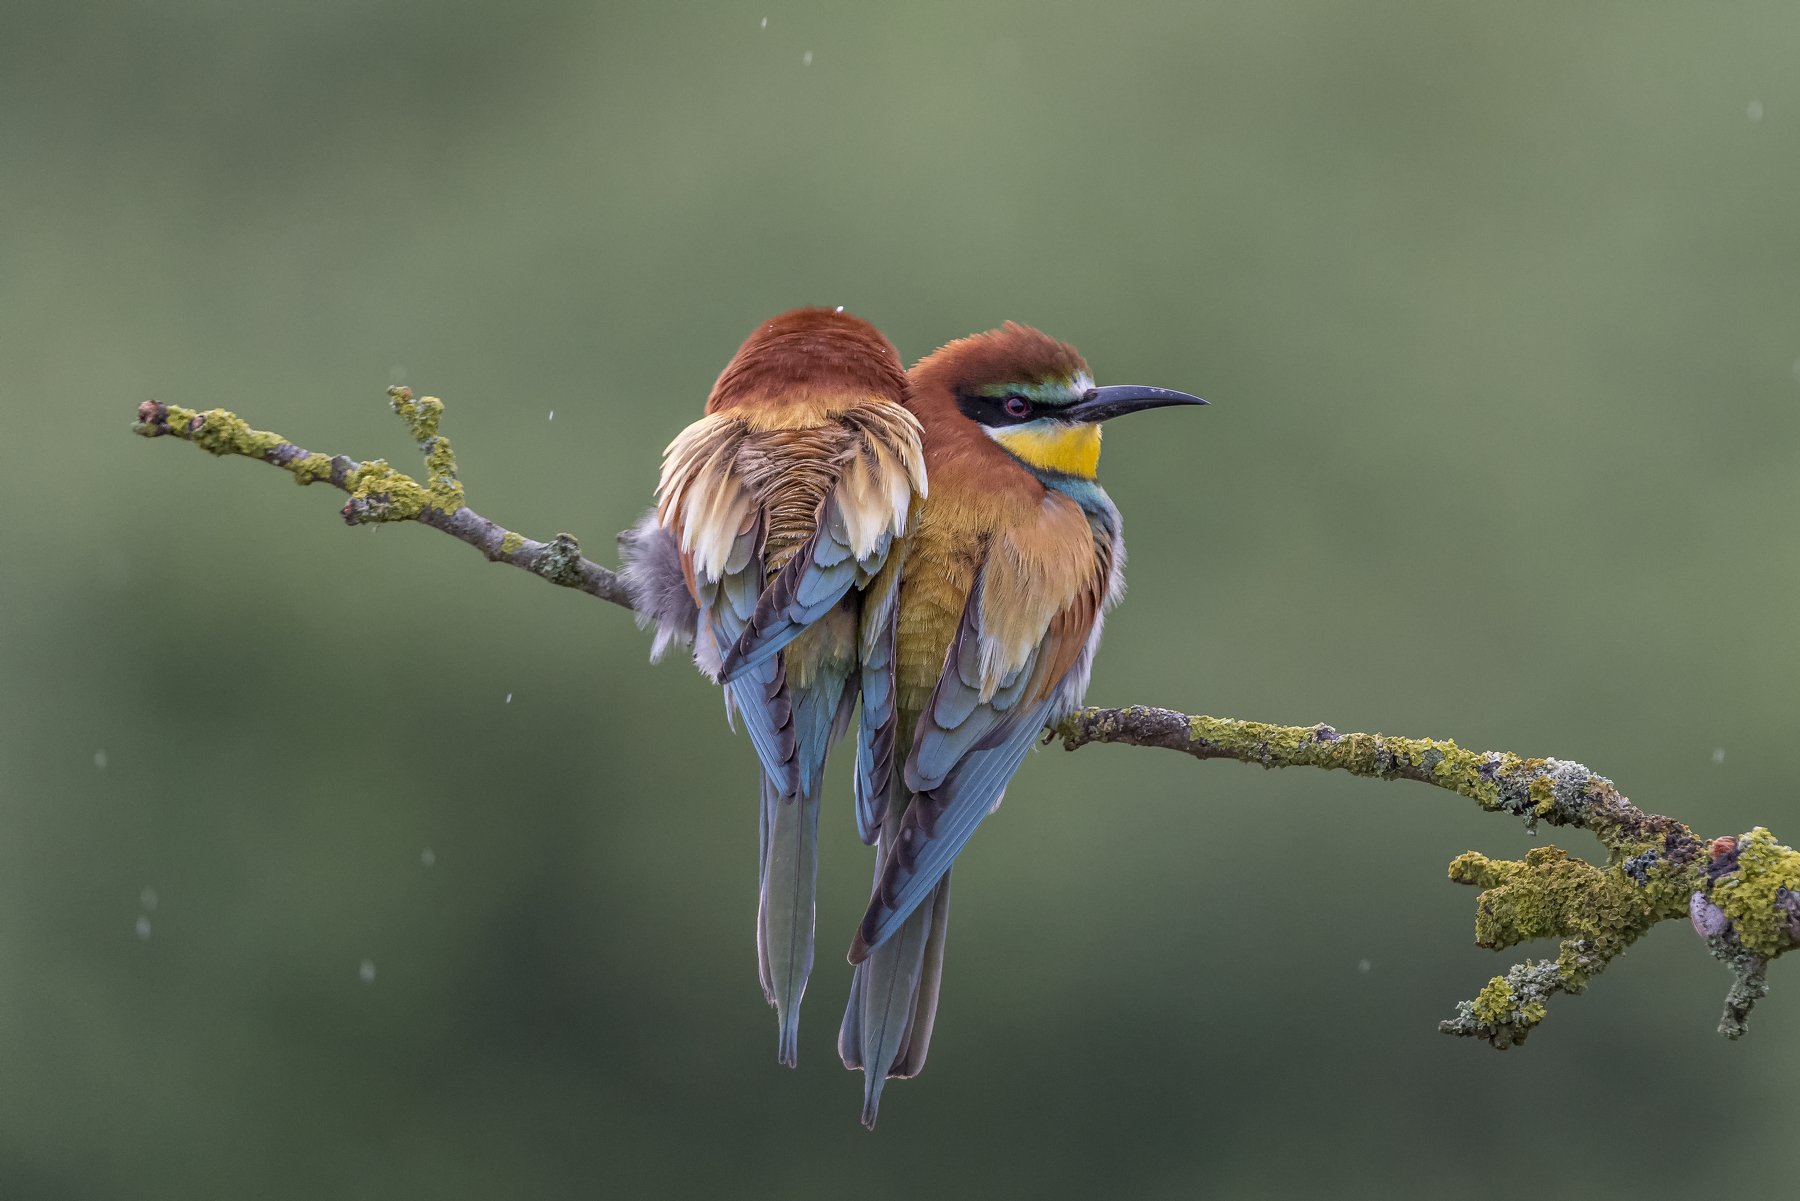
707,306,908,417
908,321,1206,480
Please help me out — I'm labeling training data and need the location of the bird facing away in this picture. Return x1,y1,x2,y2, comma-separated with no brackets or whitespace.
621,307,927,1068
836,322,1205,1126
621,312,1205,1127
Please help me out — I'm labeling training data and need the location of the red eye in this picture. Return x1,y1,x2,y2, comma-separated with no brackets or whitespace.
1002,396,1030,418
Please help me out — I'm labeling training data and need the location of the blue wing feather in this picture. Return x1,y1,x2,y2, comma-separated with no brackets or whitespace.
719,495,893,684
849,573,1073,961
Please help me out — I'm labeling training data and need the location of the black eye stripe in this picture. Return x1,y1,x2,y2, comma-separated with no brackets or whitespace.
955,389,1039,426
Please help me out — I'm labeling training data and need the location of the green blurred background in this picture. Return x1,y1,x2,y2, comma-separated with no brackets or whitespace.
4,1,1798,1196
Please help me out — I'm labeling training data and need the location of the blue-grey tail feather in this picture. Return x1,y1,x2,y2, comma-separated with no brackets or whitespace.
758,775,819,1068
839,873,951,1128
840,755,954,1129
756,663,852,1067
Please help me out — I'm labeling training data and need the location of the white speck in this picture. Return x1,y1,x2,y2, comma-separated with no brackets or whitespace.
359,959,377,984
802,50,813,66
135,916,153,940
94,750,107,769
548,410,555,422
760,17,767,28
1357,958,1372,974
1747,100,1764,122
140,887,159,911
834,305,844,313
1712,747,1726,765
505,693,513,705
420,847,436,868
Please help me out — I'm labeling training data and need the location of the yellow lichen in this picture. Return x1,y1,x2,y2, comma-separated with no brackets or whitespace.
1712,828,1800,956
1470,976,1520,1025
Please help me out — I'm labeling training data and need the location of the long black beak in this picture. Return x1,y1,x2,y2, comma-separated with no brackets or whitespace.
1064,384,1209,424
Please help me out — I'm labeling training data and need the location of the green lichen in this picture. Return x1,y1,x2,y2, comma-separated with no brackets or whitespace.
172,407,288,461
291,453,333,485
1469,976,1518,1024
345,458,430,522
386,387,464,511
1063,706,1794,1043
387,386,443,443
499,531,527,556
1442,959,1562,1048
421,434,464,510
1712,827,1800,956
1430,748,1504,811
1448,845,1678,992
537,532,585,587
1469,973,1547,1028
1180,715,1512,811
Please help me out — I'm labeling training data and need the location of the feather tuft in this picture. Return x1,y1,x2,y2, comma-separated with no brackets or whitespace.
617,511,698,664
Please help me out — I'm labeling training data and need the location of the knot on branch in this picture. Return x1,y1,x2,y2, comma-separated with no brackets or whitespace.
1701,828,1800,957
342,460,431,525
1684,828,1800,1037
535,532,585,587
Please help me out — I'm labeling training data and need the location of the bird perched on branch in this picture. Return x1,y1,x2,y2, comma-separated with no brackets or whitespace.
835,323,1206,1125
621,307,927,1068
623,310,1206,1126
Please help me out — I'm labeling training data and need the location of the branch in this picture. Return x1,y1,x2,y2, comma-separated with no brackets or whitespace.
133,390,1800,1048
1054,706,1799,1046
132,392,632,607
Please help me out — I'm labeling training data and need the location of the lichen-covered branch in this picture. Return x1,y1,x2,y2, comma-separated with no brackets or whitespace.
133,391,1800,1052
1053,706,1799,1047
132,392,632,606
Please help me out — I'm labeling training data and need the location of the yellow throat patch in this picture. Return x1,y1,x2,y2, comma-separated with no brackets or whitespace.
991,422,1102,478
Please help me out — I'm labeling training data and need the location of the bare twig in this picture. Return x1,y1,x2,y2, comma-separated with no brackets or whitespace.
132,392,632,606
133,391,1800,1049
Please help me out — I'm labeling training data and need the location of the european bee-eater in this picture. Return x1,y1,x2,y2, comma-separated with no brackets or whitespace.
837,321,1205,1126
622,307,927,1067
622,311,1204,1127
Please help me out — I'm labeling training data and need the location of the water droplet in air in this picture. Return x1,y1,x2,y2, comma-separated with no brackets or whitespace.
359,960,377,984
1712,747,1726,765
420,848,436,868
760,17,767,28
548,410,555,422
1357,958,1372,974
140,887,159,911
834,305,844,313
94,750,107,769
136,916,153,941
505,693,513,704
802,50,813,66
1747,100,1764,122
